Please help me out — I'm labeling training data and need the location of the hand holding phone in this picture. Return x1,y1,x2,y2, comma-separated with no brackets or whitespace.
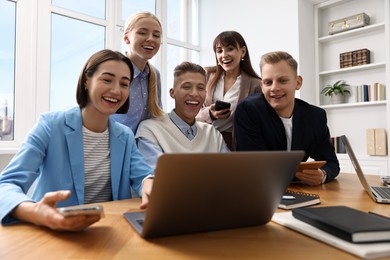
57,205,105,217
215,100,231,111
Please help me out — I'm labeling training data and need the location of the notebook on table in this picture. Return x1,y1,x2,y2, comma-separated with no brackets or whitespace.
278,190,320,210
340,135,390,203
272,211,390,259
124,151,304,238
292,206,390,243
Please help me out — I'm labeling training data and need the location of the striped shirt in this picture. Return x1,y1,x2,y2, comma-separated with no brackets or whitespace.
82,126,112,204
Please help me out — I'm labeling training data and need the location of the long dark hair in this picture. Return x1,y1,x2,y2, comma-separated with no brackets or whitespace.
206,31,261,97
76,49,134,114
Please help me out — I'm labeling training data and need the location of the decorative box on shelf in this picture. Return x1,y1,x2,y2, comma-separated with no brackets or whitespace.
328,13,370,35
340,48,370,68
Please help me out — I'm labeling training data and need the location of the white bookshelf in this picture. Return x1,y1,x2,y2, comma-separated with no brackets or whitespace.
337,153,388,175
313,0,390,174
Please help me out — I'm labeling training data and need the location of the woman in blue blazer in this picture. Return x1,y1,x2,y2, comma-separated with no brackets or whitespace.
0,49,154,231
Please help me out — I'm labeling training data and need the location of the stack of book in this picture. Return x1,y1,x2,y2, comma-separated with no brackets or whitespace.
340,48,370,68
292,206,390,243
272,206,390,259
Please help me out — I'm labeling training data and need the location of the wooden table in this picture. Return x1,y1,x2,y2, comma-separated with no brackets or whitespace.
1,173,389,259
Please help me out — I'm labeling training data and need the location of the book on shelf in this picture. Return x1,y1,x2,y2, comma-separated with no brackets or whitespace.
292,206,390,243
366,128,376,155
278,190,320,210
272,211,390,259
331,136,346,154
354,83,386,103
376,83,386,101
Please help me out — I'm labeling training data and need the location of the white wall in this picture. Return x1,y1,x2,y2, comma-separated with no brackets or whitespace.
199,0,301,77
199,0,317,104
297,0,316,104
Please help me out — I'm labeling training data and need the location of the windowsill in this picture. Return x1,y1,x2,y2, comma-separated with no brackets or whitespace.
0,147,18,155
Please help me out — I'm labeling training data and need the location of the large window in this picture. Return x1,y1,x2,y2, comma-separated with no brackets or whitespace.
52,0,106,19
119,0,200,110
164,0,200,110
50,14,105,111
0,0,199,150
0,0,16,141
121,0,155,19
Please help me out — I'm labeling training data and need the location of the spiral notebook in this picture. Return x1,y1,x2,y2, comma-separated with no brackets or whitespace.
278,190,320,210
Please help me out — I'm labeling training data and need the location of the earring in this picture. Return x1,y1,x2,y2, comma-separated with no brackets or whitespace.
241,57,244,61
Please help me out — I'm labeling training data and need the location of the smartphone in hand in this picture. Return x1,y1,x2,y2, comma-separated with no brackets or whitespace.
215,100,231,111
57,205,104,217
298,161,326,172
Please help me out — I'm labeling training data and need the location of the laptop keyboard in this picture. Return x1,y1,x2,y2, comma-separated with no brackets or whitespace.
372,186,390,199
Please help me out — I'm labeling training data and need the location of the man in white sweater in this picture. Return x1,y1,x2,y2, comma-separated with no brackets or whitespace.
135,61,229,168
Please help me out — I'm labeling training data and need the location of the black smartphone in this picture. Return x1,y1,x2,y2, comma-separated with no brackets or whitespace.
215,100,231,111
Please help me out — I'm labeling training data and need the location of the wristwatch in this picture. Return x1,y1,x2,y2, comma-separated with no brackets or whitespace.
321,169,327,184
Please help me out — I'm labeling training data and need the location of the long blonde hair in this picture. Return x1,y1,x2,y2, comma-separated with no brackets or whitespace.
124,11,164,118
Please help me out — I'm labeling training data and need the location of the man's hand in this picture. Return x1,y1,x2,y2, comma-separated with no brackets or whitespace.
295,169,324,186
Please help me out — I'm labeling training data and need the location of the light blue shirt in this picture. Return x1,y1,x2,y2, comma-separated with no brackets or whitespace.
169,109,198,138
136,110,229,168
111,62,162,134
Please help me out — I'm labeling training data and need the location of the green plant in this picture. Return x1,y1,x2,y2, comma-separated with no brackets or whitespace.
321,80,351,96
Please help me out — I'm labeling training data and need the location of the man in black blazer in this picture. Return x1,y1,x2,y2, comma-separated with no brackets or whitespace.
234,51,339,185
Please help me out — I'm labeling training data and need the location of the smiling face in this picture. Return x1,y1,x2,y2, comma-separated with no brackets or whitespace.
170,72,206,125
261,60,302,118
84,60,131,118
124,17,161,68
215,42,246,75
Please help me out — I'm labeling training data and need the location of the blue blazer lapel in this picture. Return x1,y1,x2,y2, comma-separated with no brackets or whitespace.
64,108,85,204
109,119,126,200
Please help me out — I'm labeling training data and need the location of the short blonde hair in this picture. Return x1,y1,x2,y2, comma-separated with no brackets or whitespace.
260,51,298,76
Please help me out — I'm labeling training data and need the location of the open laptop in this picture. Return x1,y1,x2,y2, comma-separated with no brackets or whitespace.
124,151,304,238
340,135,390,203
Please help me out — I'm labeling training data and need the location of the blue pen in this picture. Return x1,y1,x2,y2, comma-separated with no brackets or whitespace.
282,195,296,200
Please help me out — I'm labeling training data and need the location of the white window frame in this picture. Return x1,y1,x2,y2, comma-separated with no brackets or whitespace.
159,0,201,110
0,0,200,154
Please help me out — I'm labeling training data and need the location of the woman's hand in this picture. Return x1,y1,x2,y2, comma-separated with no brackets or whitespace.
139,178,153,209
12,190,100,231
209,104,231,120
